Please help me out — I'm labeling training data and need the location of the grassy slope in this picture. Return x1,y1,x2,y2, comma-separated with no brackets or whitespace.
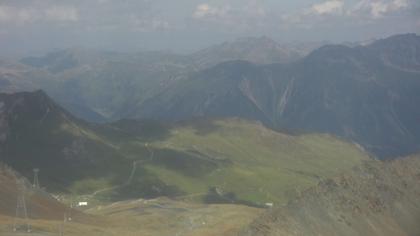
0,197,262,236
106,118,369,205
87,198,263,236
0,117,368,235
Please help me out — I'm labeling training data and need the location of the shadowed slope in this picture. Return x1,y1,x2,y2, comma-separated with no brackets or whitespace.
0,164,94,224
0,90,131,191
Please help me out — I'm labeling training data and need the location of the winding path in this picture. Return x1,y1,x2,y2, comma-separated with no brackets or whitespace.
89,143,155,198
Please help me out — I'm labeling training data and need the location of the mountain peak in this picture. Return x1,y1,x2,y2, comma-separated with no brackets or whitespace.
308,44,353,55
0,90,74,130
233,36,279,46
304,44,356,63
0,89,54,105
19,48,115,73
371,33,419,45
192,36,302,67
368,33,420,72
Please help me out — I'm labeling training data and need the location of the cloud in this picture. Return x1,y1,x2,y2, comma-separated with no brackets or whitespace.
45,6,79,22
280,0,345,28
0,6,38,24
243,0,266,18
96,0,110,4
192,4,229,19
0,0,166,32
281,0,413,29
83,0,170,32
190,1,267,31
0,4,79,25
351,0,410,18
307,0,344,15
393,0,410,8
192,1,266,20
129,14,170,32
0,0,417,55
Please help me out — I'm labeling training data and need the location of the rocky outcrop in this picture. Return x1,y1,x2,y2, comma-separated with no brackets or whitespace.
241,155,420,236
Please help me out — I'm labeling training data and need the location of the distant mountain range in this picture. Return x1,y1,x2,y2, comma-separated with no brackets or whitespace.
0,36,322,122
0,34,419,159
190,36,324,67
133,34,420,159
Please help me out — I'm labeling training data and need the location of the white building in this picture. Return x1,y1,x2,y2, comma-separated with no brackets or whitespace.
265,203,274,207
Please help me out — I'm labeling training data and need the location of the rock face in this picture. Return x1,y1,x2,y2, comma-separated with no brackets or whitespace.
241,155,420,236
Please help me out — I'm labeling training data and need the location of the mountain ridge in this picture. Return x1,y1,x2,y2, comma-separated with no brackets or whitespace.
1,34,419,159
132,33,420,159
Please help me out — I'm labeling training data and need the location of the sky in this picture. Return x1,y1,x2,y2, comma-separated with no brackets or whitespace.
0,0,419,57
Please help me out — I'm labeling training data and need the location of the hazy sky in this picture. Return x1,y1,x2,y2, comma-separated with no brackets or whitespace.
0,0,419,57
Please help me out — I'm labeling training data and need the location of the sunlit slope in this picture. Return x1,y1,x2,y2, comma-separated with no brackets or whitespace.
242,155,420,236
0,197,262,236
87,197,263,236
109,118,369,205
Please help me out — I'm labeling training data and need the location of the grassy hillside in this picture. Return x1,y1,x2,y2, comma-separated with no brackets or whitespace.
0,197,262,236
99,118,369,205
0,91,369,207
87,198,263,236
